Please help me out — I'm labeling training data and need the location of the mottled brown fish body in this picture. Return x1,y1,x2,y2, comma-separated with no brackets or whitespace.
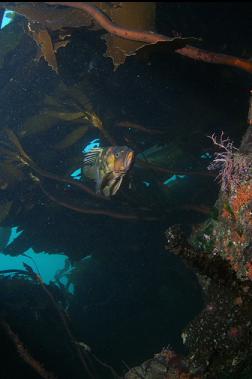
82,146,134,197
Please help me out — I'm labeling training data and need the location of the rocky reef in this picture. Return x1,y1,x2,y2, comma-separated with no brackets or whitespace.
125,96,252,379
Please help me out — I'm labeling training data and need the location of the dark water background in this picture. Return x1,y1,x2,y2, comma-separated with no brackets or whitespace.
0,2,252,378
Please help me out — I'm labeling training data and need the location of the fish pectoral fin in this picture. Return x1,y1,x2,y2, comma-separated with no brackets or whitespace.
100,174,124,197
99,172,114,194
101,186,111,197
110,175,124,196
82,166,96,181
96,171,125,197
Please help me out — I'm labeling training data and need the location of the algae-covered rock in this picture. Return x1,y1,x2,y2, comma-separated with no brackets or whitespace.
191,150,252,281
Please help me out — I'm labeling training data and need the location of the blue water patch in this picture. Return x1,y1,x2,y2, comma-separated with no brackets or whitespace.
163,174,186,186
200,152,212,159
0,148,200,292
56,255,92,294
82,138,100,153
0,227,68,285
1,10,15,29
71,168,82,180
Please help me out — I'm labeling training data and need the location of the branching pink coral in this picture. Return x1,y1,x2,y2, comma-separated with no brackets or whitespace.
208,132,252,191
208,132,238,191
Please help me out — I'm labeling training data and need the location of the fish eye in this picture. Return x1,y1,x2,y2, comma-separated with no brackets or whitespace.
115,152,119,158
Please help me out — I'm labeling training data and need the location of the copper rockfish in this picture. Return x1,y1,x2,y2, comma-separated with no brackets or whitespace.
82,146,134,197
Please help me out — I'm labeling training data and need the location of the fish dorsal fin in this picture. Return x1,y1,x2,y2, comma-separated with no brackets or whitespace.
83,148,102,166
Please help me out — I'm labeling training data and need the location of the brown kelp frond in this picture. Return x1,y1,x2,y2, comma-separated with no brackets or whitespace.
54,125,89,150
0,2,95,31
39,183,157,221
4,128,33,164
20,110,88,137
45,2,198,71
2,2,252,73
0,320,57,379
0,1,96,72
27,22,59,73
33,273,96,379
2,130,156,220
82,111,116,145
46,2,197,46
43,2,252,74
137,159,214,177
2,2,198,71
18,80,115,145
117,121,166,135
0,263,109,379
99,2,157,71
84,349,119,379
2,129,102,199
